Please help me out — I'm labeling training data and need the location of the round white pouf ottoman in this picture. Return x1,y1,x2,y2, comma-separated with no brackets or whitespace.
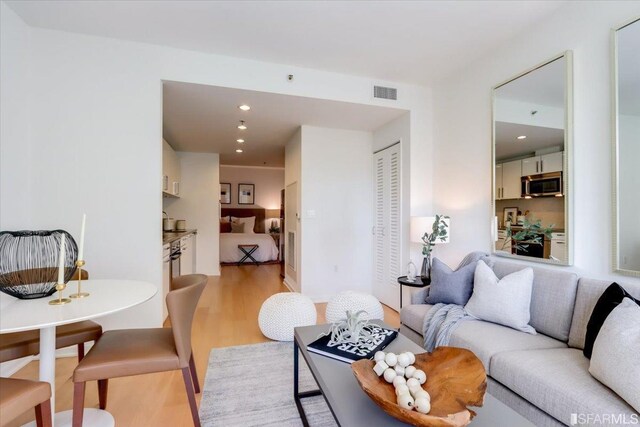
325,291,384,323
258,292,317,341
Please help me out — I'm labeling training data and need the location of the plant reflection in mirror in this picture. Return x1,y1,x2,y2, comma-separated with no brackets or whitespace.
501,219,553,253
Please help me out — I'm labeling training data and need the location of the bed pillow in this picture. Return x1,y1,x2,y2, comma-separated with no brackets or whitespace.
220,222,232,233
584,282,640,358
589,298,640,412
220,216,231,223
465,260,536,334
230,222,245,233
231,216,256,234
425,258,476,306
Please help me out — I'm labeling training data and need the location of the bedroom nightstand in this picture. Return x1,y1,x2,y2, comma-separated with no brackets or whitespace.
397,276,430,309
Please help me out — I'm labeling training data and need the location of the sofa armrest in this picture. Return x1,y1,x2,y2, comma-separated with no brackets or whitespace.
410,286,430,305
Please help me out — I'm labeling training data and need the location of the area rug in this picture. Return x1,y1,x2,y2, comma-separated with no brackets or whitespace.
199,342,338,427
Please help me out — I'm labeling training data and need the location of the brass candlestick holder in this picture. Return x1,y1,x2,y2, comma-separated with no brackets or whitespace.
70,260,89,298
49,281,71,305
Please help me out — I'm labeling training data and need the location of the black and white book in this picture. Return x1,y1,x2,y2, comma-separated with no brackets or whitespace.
307,325,398,364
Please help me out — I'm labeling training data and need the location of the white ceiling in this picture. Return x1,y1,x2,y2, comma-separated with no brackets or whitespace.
495,56,565,108
6,1,565,86
163,81,407,167
496,122,564,161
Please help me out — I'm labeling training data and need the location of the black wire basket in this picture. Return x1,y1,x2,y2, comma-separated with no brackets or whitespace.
0,230,78,299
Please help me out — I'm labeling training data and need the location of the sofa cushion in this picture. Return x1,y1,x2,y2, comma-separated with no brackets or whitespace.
568,278,640,350
491,348,637,426
492,260,578,342
400,304,433,334
426,258,476,306
448,319,566,373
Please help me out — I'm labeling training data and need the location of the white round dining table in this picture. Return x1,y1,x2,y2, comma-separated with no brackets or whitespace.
0,279,158,427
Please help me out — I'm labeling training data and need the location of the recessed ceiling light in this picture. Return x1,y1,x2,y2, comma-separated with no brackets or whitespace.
236,149,243,153
237,139,244,143
517,135,527,140
238,120,247,130
239,105,251,111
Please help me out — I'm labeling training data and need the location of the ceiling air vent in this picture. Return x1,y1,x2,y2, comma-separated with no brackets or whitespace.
373,85,397,100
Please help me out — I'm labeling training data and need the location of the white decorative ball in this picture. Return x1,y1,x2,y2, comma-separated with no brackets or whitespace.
397,393,415,410
383,368,397,383
384,352,398,367
395,384,410,396
413,369,427,385
373,360,389,377
405,365,417,379
414,389,430,401
397,353,411,368
374,351,386,363
406,377,420,389
407,352,416,365
394,365,405,377
415,397,431,414
392,376,407,388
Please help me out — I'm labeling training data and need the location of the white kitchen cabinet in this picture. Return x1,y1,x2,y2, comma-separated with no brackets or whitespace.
502,160,522,199
162,243,171,320
521,151,563,176
180,233,196,275
550,232,567,263
162,139,181,197
495,164,503,200
540,152,563,173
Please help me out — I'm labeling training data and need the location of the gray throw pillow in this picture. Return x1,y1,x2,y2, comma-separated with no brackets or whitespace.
465,260,536,334
589,298,640,412
425,258,476,306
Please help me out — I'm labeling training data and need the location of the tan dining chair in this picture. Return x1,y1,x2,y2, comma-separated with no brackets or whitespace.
0,377,52,427
71,274,207,427
0,270,102,364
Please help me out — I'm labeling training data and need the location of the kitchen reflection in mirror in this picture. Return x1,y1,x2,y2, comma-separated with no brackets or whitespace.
492,53,572,265
614,19,640,276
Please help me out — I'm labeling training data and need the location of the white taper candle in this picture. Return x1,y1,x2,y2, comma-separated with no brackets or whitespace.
58,234,66,284
78,213,86,260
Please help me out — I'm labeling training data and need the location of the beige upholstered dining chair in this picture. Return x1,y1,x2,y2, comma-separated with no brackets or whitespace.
0,377,52,427
0,270,102,364
71,274,207,427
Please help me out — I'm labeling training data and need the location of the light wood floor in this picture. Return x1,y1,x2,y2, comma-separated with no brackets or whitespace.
7,264,399,427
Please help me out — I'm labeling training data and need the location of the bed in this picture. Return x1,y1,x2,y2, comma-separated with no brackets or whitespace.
220,208,279,263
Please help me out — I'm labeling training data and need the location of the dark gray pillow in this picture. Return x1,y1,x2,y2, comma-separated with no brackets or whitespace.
425,258,477,306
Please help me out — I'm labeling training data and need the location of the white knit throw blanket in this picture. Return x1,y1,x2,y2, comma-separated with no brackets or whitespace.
422,303,471,352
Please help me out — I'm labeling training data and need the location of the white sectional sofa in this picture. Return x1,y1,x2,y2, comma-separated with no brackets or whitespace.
399,258,640,426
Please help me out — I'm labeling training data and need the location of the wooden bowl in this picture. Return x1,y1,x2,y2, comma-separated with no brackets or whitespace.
351,347,487,427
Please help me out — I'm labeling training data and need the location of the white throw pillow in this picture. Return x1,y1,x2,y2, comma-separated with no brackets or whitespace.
589,298,640,412
231,216,255,234
464,260,536,334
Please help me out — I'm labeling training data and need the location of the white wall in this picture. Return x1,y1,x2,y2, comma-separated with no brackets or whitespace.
300,126,373,301
432,1,640,287
219,165,284,211
284,128,302,291
0,18,431,330
0,2,31,230
164,152,220,275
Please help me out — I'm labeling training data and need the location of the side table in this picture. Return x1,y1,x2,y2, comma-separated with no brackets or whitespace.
397,276,430,309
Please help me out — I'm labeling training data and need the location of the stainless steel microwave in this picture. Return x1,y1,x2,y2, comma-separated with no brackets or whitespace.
521,172,563,198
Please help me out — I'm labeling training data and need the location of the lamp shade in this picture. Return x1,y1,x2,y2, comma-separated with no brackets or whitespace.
410,217,435,243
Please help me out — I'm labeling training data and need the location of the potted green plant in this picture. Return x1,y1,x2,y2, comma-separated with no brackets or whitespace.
501,219,553,253
419,215,450,280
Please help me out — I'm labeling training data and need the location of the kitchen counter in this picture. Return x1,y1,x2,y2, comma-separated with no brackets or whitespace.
163,229,197,245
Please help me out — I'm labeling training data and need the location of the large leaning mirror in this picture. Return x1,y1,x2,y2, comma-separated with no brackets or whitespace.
492,52,573,265
613,18,640,276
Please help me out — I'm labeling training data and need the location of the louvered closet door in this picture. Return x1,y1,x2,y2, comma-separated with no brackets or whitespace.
373,143,401,309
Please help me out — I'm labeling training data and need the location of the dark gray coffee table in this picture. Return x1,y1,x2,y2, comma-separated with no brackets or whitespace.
293,321,535,427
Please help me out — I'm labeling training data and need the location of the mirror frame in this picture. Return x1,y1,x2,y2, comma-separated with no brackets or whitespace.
611,18,640,277
490,51,574,265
